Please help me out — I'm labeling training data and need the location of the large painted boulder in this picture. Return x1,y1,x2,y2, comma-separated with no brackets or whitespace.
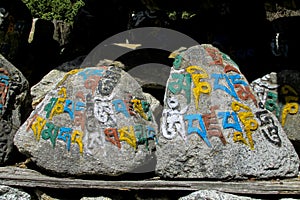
0,53,31,165
14,63,158,176
156,44,299,179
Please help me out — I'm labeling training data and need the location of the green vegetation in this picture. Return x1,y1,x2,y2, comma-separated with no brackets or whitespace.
21,0,85,23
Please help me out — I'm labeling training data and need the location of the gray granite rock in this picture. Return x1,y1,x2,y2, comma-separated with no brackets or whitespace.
156,44,299,179
30,55,85,108
14,63,158,176
81,197,112,200
0,185,31,200
250,70,300,154
179,190,259,200
0,54,31,165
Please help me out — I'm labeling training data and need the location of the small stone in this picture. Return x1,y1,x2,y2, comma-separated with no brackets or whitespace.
0,185,31,200
179,190,259,200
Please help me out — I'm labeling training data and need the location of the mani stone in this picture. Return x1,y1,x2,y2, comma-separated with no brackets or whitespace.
14,63,158,176
250,70,300,154
156,44,299,179
0,53,31,165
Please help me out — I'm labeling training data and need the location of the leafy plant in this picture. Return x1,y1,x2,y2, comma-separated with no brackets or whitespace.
22,0,85,23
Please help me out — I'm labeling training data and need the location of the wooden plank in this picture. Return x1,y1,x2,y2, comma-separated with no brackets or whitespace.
0,166,299,195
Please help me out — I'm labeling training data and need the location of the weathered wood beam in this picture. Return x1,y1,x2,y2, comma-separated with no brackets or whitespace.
0,166,299,195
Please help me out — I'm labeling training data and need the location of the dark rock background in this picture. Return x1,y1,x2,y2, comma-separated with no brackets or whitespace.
1,0,300,88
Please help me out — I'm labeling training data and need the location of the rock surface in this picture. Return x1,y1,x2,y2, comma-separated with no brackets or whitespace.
30,55,85,108
0,185,31,200
156,44,299,179
81,197,112,200
251,70,300,154
179,190,258,200
0,54,31,165
14,63,158,176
